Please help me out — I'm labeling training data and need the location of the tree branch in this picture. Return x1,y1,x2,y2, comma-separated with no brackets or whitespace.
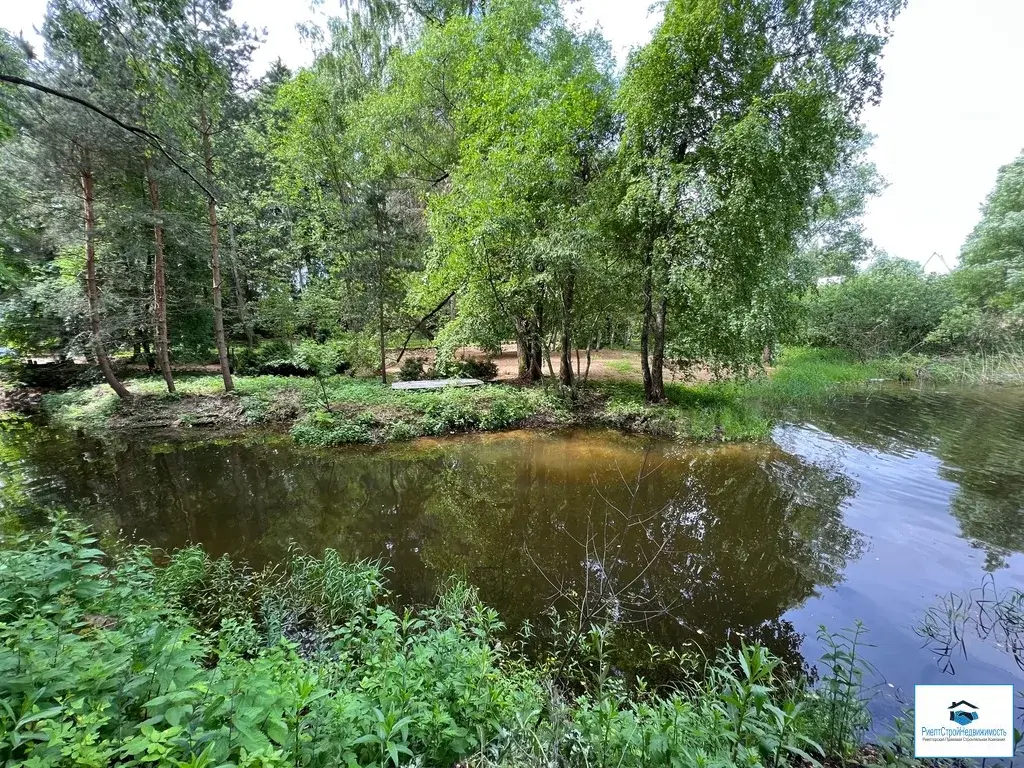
0,73,218,202
394,289,457,365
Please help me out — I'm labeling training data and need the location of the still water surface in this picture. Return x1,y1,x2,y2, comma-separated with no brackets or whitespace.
2,388,1023,716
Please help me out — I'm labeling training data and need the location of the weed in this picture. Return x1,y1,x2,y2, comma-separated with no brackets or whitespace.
0,516,895,768
42,345,1001,448
809,621,874,759
290,413,372,446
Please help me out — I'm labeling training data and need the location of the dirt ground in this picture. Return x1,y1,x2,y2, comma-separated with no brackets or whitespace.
390,343,714,384
34,345,712,384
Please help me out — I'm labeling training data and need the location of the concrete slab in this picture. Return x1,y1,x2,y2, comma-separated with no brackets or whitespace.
391,378,485,391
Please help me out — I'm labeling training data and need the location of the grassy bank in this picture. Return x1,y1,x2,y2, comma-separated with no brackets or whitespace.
36,348,950,446
0,517,935,768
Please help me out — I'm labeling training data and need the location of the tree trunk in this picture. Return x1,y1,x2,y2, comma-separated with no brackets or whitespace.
527,306,544,382
81,163,131,401
515,330,529,380
762,343,774,365
651,296,667,401
379,294,387,385
376,211,388,386
558,275,575,387
583,336,594,386
640,253,654,402
200,105,234,393
145,157,175,393
227,223,255,349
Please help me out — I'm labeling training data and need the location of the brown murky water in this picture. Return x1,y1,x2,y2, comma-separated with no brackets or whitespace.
2,387,1023,718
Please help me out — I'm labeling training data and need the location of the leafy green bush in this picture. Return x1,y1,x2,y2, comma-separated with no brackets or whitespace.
384,420,422,442
234,340,294,374
0,517,892,768
459,358,499,382
0,518,535,768
290,412,372,446
803,257,954,359
397,356,430,382
433,355,499,381
415,387,542,435
926,306,1024,353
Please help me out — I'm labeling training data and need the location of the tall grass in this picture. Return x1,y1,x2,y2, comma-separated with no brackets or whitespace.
910,348,1024,385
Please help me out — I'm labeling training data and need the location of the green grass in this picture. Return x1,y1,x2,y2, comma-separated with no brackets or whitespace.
588,348,889,442
0,516,922,768
894,349,1024,385
39,347,985,446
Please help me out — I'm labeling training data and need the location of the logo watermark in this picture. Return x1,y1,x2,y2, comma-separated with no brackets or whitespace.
915,685,1014,759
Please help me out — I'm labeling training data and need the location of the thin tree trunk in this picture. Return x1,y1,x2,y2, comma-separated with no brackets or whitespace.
651,296,667,402
81,162,131,401
558,275,575,387
376,211,388,386
200,104,234,392
379,294,387,385
762,343,774,365
145,157,175,392
583,336,594,385
528,305,544,382
227,223,255,348
640,253,654,402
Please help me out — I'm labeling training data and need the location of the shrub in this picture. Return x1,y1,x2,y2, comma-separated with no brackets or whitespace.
433,354,498,381
290,412,372,446
926,306,1024,353
7,359,99,390
0,517,885,768
237,341,352,379
258,359,311,377
460,357,499,382
234,340,293,374
397,356,429,382
803,257,954,359
384,419,422,442
0,518,534,768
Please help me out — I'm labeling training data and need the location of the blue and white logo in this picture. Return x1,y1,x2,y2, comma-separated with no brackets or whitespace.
948,700,979,727
915,685,1013,759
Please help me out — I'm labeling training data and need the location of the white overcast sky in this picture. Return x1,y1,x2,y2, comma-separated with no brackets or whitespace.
4,0,1024,271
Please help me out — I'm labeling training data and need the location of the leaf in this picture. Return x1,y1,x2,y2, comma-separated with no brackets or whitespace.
266,717,289,746
164,706,184,727
17,706,63,728
783,744,822,767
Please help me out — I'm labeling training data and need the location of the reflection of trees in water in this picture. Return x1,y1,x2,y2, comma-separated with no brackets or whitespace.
4,426,861,671
796,391,1024,571
416,437,860,671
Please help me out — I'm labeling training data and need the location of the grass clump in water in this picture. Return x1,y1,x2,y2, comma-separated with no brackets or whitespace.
0,516,920,768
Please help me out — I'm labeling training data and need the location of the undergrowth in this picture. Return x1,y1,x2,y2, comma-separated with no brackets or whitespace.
36,346,995,447
0,516,937,768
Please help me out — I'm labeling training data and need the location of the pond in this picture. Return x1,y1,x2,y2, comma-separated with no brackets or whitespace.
2,387,1023,721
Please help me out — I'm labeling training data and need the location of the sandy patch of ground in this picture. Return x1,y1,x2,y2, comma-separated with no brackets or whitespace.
389,344,717,384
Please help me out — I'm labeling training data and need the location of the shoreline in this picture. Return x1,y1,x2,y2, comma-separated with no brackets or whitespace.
13,347,1024,447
